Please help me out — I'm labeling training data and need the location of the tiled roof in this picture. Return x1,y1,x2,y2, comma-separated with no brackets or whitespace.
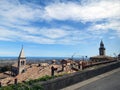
90,55,113,59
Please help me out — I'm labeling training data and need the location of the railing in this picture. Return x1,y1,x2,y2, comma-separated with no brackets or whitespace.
84,60,117,68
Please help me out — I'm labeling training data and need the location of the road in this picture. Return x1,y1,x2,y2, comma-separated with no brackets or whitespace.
62,68,120,90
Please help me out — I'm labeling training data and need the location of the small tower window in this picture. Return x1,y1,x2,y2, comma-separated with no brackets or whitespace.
21,61,25,65
21,61,22,65
23,61,25,65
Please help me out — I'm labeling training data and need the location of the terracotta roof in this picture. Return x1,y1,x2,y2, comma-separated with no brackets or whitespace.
90,55,113,59
1,63,77,86
12,63,18,67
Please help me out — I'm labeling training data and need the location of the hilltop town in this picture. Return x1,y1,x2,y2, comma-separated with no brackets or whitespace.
0,40,120,87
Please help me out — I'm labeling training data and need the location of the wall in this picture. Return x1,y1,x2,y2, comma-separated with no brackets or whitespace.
37,61,120,90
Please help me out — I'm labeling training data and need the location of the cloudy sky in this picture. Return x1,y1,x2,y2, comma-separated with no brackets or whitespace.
0,0,120,57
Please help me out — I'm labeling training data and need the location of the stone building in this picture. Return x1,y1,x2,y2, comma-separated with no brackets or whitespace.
99,40,105,56
11,47,26,76
60,59,76,66
18,47,26,74
90,40,113,62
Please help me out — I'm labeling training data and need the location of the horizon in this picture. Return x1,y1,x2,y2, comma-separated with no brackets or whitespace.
0,0,120,57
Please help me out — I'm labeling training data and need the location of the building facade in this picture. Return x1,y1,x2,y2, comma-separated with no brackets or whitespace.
90,40,113,62
11,47,26,76
99,40,105,56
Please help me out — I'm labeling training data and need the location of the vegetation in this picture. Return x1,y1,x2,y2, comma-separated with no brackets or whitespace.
25,74,63,85
0,83,43,90
0,74,64,90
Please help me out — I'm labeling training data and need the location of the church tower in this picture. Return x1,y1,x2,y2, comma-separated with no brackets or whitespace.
18,46,26,74
99,40,105,56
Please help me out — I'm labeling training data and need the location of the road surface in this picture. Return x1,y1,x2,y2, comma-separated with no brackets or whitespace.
62,68,120,90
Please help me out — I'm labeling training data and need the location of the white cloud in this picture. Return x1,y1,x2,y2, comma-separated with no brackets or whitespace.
109,36,115,39
88,19,120,37
0,37,12,41
0,26,21,41
0,0,43,26
0,24,92,44
0,26,55,44
0,0,120,44
22,35,55,44
44,0,120,22
1,0,119,23
39,29,69,39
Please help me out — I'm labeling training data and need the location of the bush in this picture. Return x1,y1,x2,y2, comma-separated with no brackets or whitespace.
0,74,64,90
0,83,43,90
38,75,53,81
0,86,13,90
31,84,43,90
26,75,54,85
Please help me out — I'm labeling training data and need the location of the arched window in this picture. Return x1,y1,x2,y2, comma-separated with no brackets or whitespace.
21,61,22,65
23,61,25,65
21,61,25,65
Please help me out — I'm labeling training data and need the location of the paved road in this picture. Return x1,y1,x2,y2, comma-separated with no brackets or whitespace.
62,68,120,90
76,68,120,90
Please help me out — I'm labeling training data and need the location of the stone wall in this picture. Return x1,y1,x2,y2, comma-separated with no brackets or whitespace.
37,61,120,90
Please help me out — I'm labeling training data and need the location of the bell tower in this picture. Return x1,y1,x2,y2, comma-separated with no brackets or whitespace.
99,40,105,56
18,46,26,74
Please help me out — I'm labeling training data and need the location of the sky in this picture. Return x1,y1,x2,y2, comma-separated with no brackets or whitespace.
0,0,120,57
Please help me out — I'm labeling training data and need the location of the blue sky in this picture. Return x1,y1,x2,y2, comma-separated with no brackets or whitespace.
0,0,120,57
